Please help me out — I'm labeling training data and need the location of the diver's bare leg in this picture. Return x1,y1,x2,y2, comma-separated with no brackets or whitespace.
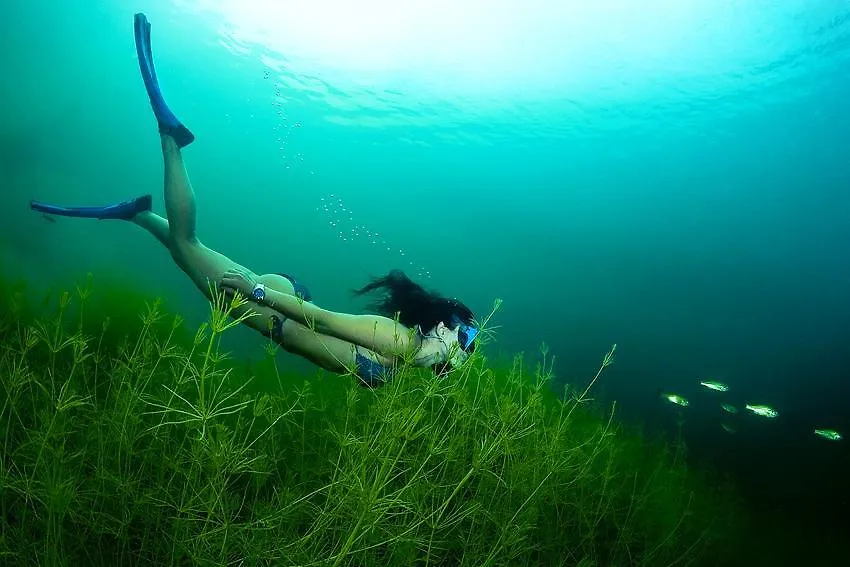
160,135,198,245
123,136,198,254
157,134,247,290
128,135,351,374
156,134,298,332
132,210,170,248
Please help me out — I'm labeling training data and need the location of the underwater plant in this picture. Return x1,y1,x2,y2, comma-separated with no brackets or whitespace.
0,273,742,566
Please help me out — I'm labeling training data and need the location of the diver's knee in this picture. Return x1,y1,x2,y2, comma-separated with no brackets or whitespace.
167,236,200,259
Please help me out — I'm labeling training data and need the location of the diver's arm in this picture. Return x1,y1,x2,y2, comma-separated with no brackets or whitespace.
261,287,413,356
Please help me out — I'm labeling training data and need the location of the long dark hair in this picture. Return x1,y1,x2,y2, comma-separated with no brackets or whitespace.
352,270,475,333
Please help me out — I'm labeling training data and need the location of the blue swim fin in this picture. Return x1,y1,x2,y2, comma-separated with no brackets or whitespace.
30,194,153,221
133,13,194,148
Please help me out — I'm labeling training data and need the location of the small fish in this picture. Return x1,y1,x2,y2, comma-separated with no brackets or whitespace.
662,393,689,407
700,380,729,392
745,404,779,418
41,213,57,223
814,429,842,441
721,422,737,434
721,403,738,414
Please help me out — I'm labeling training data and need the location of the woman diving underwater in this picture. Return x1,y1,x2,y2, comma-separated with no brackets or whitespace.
30,13,480,388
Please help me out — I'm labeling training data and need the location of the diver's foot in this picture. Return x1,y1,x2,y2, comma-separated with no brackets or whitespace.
30,194,153,221
133,13,194,148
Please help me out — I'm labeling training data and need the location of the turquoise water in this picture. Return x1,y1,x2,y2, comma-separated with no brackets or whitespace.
2,0,849,559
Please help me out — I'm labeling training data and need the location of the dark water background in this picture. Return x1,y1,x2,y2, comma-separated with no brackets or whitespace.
1,0,848,561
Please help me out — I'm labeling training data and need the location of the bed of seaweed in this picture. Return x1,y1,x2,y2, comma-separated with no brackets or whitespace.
0,273,742,566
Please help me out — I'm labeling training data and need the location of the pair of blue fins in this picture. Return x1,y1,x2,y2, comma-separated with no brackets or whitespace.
31,13,193,221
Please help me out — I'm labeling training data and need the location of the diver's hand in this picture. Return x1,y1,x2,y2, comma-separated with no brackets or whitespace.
220,268,258,298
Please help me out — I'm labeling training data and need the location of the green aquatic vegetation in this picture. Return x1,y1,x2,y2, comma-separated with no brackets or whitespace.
0,274,742,566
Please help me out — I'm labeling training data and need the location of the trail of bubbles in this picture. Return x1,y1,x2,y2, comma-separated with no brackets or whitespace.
316,193,432,281
266,70,307,172
265,68,432,281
